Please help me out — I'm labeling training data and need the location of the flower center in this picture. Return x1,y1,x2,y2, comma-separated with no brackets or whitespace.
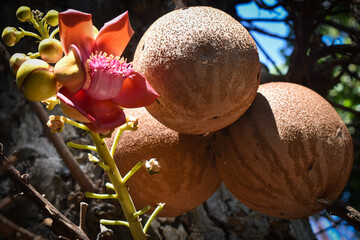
83,52,133,101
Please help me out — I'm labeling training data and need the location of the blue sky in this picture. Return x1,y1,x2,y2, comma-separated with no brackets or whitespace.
236,1,290,74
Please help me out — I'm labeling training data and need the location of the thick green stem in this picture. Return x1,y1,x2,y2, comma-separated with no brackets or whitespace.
89,132,146,240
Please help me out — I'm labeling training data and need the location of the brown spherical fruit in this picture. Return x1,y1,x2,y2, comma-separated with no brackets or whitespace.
133,6,260,134
107,107,221,217
216,82,353,219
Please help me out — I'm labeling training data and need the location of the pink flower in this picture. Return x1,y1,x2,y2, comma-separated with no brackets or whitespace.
54,9,159,133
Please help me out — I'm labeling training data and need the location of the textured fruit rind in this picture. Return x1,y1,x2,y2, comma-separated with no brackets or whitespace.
107,107,221,217
216,82,354,219
133,6,260,134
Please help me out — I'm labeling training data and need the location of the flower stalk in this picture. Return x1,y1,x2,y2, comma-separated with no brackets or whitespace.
89,132,147,240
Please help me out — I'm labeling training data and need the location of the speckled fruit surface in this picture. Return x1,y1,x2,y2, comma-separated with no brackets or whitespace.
133,6,260,134
216,82,353,219
107,107,221,217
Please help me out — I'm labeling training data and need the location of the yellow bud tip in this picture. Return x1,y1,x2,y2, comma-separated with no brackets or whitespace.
45,10,59,27
9,53,30,75
16,6,32,22
39,38,63,63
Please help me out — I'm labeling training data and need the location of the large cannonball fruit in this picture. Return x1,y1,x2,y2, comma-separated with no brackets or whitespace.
133,6,260,134
216,82,353,219
107,108,221,217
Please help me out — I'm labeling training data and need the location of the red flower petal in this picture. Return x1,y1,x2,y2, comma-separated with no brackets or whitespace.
94,11,134,57
59,9,95,61
57,87,126,133
111,72,159,108
83,103,126,133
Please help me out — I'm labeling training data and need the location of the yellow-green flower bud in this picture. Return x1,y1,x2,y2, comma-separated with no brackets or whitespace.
16,59,57,102
54,48,85,92
2,27,24,47
39,38,63,63
9,53,30,75
44,10,59,27
16,6,32,22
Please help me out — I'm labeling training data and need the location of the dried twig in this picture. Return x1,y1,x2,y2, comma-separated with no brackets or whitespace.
79,202,88,232
317,198,360,232
0,214,46,240
29,101,97,192
0,144,90,240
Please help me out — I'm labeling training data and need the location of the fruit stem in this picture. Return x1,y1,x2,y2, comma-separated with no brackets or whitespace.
89,132,147,240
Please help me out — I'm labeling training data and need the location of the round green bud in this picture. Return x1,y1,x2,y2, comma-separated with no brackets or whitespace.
16,59,57,102
39,38,63,63
16,6,32,22
2,27,20,47
44,10,59,27
9,53,30,75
